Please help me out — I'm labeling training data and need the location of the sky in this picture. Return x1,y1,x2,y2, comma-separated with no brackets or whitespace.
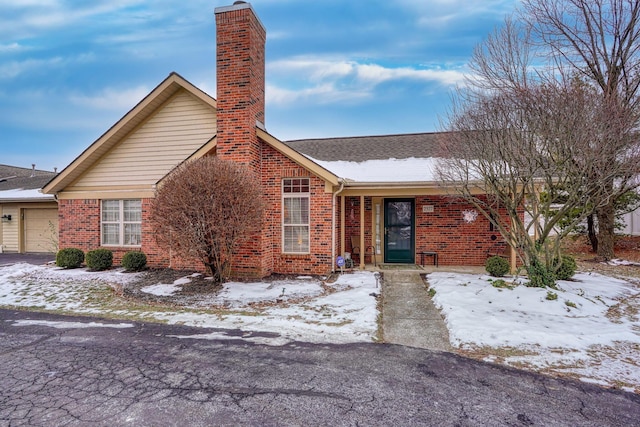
0,0,518,173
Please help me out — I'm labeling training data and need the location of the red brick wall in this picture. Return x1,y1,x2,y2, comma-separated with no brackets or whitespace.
57,192,515,272
57,198,197,270
213,3,269,277
215,4,265,171
339,195,513,267
416,196,510,266
58,199,100,251
263,142,334,276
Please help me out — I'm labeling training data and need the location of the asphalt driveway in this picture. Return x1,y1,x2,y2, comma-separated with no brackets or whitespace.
1,309,638,426
0,253,55,267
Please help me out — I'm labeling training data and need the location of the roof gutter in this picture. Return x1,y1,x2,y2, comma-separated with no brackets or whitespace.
0,196,56,203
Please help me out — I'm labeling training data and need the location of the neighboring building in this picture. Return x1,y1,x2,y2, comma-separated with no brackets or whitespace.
43,2,511,276
0,164,58,253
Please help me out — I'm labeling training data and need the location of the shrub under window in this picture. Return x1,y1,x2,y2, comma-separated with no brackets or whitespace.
122,251,147,271
85,249,113,271
56,248,85,269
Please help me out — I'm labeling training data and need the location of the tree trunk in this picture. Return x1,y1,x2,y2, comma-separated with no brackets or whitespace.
596,204,616,260
587,213,598,253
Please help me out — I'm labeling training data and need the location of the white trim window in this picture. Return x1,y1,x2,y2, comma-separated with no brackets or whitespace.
101,200,142,246
282,178,310,253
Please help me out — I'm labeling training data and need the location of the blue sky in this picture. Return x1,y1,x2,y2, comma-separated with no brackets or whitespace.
0,0,517,172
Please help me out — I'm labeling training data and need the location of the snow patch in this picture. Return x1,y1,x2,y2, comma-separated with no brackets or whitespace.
13,319,134,329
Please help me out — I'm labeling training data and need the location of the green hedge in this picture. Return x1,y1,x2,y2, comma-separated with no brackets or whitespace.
121,251,147,271
56,248,85,269
85,249,113,271
485,255,510,277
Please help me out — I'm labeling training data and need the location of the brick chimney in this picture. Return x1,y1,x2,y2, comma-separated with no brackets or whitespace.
214,1,266,172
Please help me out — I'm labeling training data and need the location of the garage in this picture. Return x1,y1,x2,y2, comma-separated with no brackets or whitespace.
23,208,58,253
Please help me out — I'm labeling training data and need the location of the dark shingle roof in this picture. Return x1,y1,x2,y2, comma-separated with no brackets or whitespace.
0,164,57,192
283,132,444,162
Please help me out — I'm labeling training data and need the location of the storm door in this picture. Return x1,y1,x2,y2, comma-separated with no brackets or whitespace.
384,199,415,263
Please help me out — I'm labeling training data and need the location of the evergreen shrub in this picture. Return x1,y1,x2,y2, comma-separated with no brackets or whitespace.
121,251,147,271
485,255,510,277
85,249,113,271
56,248,84,269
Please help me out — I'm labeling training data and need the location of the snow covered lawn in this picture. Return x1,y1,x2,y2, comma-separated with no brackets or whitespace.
0,263,380,345
428,271,640,393
2,261,639,392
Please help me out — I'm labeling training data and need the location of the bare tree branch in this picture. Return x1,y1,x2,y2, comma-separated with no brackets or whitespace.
149,157,264,283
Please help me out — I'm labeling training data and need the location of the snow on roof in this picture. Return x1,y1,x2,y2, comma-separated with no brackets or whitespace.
309,156,439,183
0,188,54,201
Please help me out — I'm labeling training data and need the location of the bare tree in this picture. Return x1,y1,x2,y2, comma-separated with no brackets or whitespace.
439,20,634,286
521,0,640,259
150,157,264,283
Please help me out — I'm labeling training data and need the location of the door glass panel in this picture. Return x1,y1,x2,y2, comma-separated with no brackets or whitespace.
384,199,414,263
387,202,412,250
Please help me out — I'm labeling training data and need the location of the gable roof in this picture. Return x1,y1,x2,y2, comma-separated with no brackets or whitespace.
0,164,56,191
41,68,451,195
43,72,216,195
0,164,57,201
257,129,340,186
284,132,444,162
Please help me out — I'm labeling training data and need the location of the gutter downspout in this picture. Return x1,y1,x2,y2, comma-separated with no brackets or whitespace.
331,178,345,273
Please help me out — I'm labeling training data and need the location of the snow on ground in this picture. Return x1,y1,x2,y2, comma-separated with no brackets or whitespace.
0,263,379,345
428,271,640,392
2,261,639,391
13,320,134,329
141,272,379,344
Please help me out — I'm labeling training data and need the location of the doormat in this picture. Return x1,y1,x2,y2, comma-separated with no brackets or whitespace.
379,264,423,270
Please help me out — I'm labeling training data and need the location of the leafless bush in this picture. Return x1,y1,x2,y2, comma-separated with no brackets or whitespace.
150,157,264,283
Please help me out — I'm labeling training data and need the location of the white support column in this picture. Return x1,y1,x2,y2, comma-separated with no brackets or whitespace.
340,196,345,257
360,195,365,269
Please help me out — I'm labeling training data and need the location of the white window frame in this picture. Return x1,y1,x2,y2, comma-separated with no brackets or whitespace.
282,178,310,254
101,199,142,247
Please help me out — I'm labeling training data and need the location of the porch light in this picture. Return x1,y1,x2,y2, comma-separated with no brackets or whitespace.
1,214,11,221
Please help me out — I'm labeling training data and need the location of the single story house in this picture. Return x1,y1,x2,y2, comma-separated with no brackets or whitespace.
0,164,58,253
43,2,511,276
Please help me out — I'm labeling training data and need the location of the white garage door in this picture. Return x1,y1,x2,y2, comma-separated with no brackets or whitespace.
24,209,58,253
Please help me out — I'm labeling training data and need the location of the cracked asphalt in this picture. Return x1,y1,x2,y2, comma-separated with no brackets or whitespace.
1,309,639,426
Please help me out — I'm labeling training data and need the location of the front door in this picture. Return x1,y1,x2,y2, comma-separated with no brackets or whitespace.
384,199,415,263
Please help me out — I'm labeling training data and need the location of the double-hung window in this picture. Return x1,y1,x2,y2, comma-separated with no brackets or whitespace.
282,178,310,253
101,200,142,246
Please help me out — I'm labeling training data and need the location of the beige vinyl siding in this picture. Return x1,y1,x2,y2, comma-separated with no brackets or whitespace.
0,206,19,252
70,90,216,189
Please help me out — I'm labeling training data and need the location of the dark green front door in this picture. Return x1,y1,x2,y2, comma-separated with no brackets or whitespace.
384,199,415,263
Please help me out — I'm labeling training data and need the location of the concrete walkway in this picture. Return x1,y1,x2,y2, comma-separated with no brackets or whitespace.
381,270,452,351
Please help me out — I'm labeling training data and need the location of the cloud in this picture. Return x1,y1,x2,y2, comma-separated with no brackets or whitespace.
0,53,95,80
266,56,467,106
0,0,146,39
69,86,150,111
397,0,517,27
356,63,466,86
0,57,63,79
266,82,371,106
0,42,26,53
